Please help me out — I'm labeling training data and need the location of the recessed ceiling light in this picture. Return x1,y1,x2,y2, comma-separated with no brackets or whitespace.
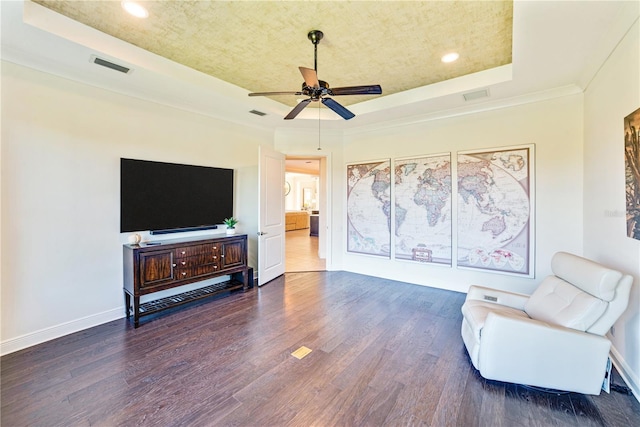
441,52,459,63
121,1,149,18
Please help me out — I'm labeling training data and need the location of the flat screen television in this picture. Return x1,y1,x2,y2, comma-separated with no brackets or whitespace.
120,158,234,234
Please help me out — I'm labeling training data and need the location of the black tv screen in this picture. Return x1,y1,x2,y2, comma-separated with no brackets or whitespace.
120,158,234,233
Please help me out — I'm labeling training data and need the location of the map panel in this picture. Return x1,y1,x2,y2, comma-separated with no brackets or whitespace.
457,146,533,276
394,155,452,264
347,160,391,257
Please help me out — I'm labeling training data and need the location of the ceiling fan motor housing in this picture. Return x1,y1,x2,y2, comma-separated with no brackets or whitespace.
301,80,330,100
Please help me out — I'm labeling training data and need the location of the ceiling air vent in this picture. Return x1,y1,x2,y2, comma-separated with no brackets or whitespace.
91,55,131,74
463,89,489,101
249,110,267,116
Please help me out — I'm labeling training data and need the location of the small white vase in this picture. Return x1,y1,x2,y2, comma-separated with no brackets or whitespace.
226,228,236,235
127,233,142,244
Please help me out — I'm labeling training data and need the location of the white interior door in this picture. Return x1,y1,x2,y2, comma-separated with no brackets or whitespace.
258,145,285,285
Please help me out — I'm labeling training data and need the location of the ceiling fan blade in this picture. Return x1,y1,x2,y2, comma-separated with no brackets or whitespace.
299,67,320,88
321,98,355,120
329,85,382,96
284,99,312,120
248,91,302,97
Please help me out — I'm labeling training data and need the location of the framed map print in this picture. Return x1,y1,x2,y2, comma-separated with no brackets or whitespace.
457,145,535,277
394,154,452,265
346,159,391,257
625,107,640,240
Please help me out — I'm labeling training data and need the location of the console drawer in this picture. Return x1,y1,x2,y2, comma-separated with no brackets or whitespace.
173,243,219,258
174,264,218,279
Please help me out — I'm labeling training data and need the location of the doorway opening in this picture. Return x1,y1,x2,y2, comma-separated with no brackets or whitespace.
285,157,326,272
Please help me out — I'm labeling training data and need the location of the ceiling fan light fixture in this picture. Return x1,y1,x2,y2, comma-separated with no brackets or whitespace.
121,1,149,19
441,52,459,63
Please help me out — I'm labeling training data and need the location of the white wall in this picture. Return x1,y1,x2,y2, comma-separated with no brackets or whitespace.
341,94,584,294
285,172,319,211
1,61,270,353
583,19,640,396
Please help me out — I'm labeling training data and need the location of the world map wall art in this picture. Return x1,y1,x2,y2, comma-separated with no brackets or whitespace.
457,146,534,277
346,145,534,277
625,107,640,240
394,154,452,265
346,160,391,257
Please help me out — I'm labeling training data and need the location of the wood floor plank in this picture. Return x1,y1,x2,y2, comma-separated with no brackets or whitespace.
570,392,608,427
429,354,472,426
2,271,639,427
457,368,489,427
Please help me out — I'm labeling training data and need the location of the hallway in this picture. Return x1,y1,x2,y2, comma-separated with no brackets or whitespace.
285,229,326,272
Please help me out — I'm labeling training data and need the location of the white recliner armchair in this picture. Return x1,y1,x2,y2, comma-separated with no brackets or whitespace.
461,252,632,395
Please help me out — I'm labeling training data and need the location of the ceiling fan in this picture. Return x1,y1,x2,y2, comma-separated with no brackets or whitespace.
248,30,382,120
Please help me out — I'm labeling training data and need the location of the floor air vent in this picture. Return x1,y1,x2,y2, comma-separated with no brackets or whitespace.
91,56,131,74
249,110,267,116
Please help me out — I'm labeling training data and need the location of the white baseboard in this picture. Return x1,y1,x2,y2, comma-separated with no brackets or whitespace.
0,308,124,356
610,346,640,403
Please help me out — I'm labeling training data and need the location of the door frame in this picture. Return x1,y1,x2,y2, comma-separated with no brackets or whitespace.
284,152,332,268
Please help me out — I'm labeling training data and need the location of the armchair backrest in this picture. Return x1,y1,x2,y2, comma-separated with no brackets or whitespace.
524,252,633,335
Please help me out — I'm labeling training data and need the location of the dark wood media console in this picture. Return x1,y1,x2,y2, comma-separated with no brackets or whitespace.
123,234,250,327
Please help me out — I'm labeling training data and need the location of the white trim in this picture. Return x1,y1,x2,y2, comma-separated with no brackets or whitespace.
610,346,640,403
0,308,124,356
345,85,583,136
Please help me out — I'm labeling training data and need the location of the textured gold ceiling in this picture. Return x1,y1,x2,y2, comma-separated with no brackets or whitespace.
32,0,513,107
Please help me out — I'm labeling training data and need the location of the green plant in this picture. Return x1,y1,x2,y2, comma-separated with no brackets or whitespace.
223,217,238,228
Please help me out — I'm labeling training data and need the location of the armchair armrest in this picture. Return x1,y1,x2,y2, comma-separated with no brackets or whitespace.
466,285,529,311
479,311,611,394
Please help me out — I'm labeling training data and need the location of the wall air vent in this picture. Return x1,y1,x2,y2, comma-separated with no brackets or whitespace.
91,55,132,74
249,110,267,116
463,89,489,101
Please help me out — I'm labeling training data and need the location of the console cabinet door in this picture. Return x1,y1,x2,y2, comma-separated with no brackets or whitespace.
221,239,246,270
139,251,174,287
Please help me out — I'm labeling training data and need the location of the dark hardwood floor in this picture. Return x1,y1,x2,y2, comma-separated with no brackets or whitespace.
2,271,639,426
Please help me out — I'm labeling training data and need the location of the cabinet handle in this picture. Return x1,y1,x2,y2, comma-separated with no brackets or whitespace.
213,256,217,259
213,246,217,249
181,261,186,265
214,266,218,269
221,254,225,258
172,264,177,267
181,251,186,255
181,272,187,276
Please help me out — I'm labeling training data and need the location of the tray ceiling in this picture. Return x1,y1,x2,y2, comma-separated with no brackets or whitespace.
32,0,513,107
